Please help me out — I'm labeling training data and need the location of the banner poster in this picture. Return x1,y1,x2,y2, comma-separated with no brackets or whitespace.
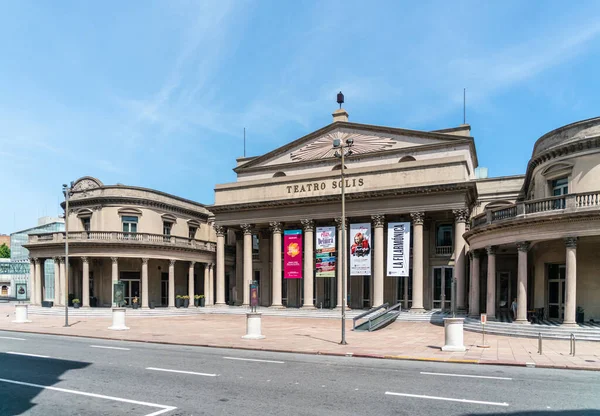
316,226,336,277
386,222,411,277
350,223,371,276
284,230,303,279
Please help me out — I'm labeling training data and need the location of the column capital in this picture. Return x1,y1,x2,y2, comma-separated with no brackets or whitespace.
410,212,425,225
141,258,149,265
189,260,196,267
470,249,481,259
240,224,253,235
516,241,530,252
301,219,314,232
59,257,65,264
453,208,469,223
334,217,347,228
486,245,497,256
565,237,578,248
81,256,88,264
169,259,176,267
371,214,385,228
111,257,118,264
269,221,282,234
53,256,60,263
213,225,226,237
31,257,39,264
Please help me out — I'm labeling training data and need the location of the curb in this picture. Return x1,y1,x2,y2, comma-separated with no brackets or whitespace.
1,327,599,372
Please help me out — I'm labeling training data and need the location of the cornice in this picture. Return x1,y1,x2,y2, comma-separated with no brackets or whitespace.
23,241,216,255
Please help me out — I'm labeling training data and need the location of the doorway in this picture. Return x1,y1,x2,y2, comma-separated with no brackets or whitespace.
432,267,453,310
323,277,333,308
161,272,168,306
497,271,511,311
548,264,566,319
120,271,140,307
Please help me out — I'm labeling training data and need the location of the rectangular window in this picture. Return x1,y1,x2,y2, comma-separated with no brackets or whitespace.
82,218,91,232
436,224,453,248
252,234,260,258
189,227,197,240
551,178,568,209
163,222,172,236
122,216,138,234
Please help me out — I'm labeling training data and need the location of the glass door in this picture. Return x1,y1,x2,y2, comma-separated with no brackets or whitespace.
548,264,566,319
122,279,141,307
433,267,453,310
497,272,511,311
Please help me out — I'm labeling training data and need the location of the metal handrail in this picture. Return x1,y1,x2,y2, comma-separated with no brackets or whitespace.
368,302,403,331
353,303,389,329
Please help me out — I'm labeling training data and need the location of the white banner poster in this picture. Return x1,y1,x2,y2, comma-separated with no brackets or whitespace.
316,226,336,277
350,223,371,276
387,222,411,277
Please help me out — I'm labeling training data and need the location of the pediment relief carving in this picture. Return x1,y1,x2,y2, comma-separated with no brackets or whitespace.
290,131,395,161
541,161,574,180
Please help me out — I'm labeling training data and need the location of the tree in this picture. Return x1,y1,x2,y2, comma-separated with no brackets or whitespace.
0,244,10,258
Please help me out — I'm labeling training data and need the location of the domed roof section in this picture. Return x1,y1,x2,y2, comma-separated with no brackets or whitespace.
71,176,104,192
532,116,600,157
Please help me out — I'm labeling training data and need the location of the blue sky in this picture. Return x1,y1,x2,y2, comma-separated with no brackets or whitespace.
2,0,600,233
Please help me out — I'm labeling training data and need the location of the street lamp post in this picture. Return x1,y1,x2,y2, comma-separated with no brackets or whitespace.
62,182,73,327
333,136,353,345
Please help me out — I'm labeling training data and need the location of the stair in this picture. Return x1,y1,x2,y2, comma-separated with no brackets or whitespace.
463,317,600,341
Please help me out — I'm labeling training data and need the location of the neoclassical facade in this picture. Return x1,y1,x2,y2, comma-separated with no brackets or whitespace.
24,177,230,308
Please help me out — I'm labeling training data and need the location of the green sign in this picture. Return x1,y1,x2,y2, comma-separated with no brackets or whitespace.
16,283,27,301
113,282,125,306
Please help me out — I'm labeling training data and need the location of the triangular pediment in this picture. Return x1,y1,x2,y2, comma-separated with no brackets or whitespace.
236,122,470,172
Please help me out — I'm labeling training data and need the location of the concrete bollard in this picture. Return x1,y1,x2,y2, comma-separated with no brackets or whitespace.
108,308,130,331
242,312,265,340
13,304,32,323
441,317,466,352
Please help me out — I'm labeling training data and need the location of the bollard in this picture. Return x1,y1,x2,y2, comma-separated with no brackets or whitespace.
242,312,265,340
441,317,466,352
13,304,32,323
108,308,129,331
570,333,576,356
538,333,542,354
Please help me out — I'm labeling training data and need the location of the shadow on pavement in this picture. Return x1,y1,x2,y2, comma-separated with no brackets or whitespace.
0,352,91,415
465,410,600,415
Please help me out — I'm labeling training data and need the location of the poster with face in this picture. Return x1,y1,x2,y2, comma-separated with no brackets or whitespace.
316,226,336,277
284,230,303,279
350,223,371,276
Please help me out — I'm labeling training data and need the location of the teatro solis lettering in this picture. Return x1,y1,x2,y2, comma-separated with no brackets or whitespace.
286,178,364,194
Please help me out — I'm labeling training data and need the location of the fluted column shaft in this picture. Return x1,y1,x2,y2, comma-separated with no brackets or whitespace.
241,224,253,306
469,251,481,316
34,259,42,305
453,209,468,309
486,246,496,319
141,258,149,308
111,257,119,306
168,260,175,308
203,264,210,303
564,237,578,326
209,264,215,306
270,222,283,307
216,226,226,306
372,215,385,307
29,259,36,304
82,257,90,307
516,242,529,323
59,258,66,307
410,212,425,311
188,261,195,301
54,258,61,306
302,220,315,308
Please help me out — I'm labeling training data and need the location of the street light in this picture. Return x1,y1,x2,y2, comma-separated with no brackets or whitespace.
62,182,73,327
333,135,353,345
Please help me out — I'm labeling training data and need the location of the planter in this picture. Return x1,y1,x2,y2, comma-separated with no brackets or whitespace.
175,298,182,308
576,311,584,324
183,299,190,308
42,301,54,308
132,303,139,309
90,297,98,307
73,303,80,309
149,301,156,309
200,298,205,307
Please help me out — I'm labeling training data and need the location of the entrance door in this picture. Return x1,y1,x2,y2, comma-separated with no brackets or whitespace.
433,267,453,310
324,277,333,308
548,264,566,319
497,271,511,311
161,272,168,306
121,279,141,307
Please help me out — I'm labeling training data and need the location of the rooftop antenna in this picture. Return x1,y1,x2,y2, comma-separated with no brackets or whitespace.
337,91,344,109
463,88,466,124
243,127,246,158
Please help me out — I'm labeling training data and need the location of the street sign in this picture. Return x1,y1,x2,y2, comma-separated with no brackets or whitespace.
481,313,487,325
16,283,27,301
113,282,125,307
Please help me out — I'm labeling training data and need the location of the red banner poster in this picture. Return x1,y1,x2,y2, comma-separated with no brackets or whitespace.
284,230,303,279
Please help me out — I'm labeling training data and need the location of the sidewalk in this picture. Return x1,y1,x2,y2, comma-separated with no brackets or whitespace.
0,305,598,371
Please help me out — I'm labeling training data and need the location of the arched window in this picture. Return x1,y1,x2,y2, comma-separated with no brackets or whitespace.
399,156,416,162
273,171,286,178
332,164,347,171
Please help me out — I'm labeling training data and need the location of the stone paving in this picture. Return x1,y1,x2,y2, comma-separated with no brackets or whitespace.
0,305,598,371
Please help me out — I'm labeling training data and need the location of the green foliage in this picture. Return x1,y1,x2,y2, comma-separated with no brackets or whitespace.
0,244,10,258
72,299,80,304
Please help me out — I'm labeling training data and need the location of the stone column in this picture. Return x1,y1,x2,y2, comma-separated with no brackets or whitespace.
486,246,496,319
564,237,578,326
34,258,42,305
54,257,61,306
469,250,481,317
453,209,468,310
111,257,119,306
372,214,385,307
59,258,66,306
235,234,243,305
203,263,210,304
82,257,90,307
215,225,226,306
141,258,149,308
209,263,215,306
515,242,530,323
335,217,346,309
270,222,283,308
241,224,253,306
29,258,36,304
188,261,196,302
168,259,175,308
410,212,425,312
301,219,315,308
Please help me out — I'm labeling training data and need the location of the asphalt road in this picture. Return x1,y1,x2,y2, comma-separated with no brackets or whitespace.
0,330,599,416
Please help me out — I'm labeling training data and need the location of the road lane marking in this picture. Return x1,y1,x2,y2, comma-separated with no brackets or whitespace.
223,356,285,364
6,351,50,358
90,345,131,351
0,336,26,341
385,392,509,407
420,371,512,380
0,377,177,416
146,367,218,377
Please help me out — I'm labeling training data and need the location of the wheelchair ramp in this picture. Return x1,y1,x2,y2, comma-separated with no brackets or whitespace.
354,310,400,332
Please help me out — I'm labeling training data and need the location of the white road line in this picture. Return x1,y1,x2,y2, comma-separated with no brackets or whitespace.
90,345,131,351
0,336,26,341
223,356,285,364
6,351,50,358
420,371,512,380
385,391,509,407
146,367,218,377
0,377,177,416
